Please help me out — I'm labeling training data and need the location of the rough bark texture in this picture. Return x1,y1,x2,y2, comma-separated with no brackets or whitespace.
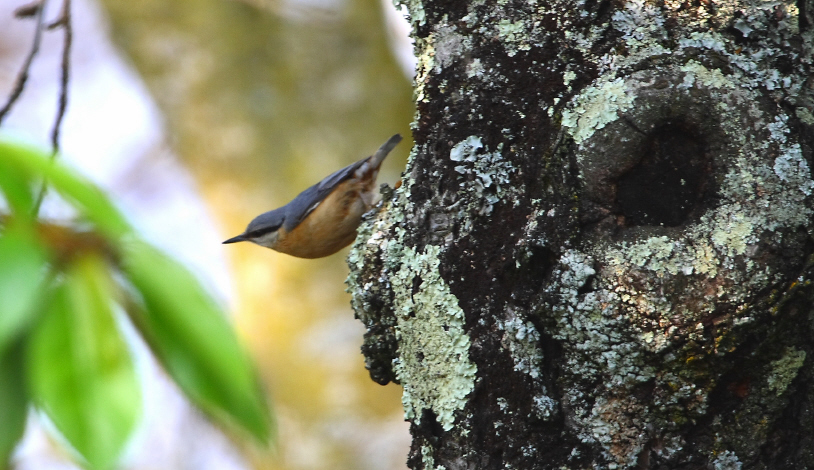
346,0,814,468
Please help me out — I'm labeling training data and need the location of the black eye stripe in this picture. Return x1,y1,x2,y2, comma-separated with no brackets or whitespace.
247,226,280,238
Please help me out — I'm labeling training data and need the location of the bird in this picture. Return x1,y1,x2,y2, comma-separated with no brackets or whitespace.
223,134,403,258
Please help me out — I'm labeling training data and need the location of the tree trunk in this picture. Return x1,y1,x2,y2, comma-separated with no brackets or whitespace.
346,0,814,468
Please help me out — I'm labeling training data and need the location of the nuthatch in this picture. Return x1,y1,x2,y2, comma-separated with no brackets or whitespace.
223,134,402,258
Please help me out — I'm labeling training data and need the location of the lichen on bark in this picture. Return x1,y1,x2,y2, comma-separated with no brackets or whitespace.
347,0,814,467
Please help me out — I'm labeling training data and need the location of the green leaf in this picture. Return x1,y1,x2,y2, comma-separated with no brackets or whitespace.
0,225,49,355
28,254,141,470
120,239,271,441
0,139,132,238
0,340,29,470
0,153,35,217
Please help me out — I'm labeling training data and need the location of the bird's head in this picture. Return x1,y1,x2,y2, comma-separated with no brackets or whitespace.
223,208,286,249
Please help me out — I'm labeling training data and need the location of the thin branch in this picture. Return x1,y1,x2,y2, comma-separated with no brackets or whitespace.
48,0,72,155
32,0,73,216
0,0,47,126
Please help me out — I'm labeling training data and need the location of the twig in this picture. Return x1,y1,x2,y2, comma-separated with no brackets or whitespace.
0,0,47,126
48,0,72,155
32,0,73,216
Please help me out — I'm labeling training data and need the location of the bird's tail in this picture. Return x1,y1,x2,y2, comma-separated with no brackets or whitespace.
369,134,403,169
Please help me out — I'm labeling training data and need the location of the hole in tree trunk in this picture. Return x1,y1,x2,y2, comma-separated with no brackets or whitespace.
616,122,709,227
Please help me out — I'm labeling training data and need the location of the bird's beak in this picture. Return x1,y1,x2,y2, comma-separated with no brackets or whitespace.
223,234,248,244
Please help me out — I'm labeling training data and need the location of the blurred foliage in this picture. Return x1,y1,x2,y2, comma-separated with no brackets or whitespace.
0,139,272,470
98,0,413,196
95,0,414,469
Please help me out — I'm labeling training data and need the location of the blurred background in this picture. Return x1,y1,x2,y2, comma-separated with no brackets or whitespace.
0,0,414,468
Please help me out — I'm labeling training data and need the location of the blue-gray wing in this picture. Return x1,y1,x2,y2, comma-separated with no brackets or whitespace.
281,159,366,232
281,134,402,232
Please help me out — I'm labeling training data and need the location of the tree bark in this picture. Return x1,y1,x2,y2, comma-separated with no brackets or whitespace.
347,0,814,468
